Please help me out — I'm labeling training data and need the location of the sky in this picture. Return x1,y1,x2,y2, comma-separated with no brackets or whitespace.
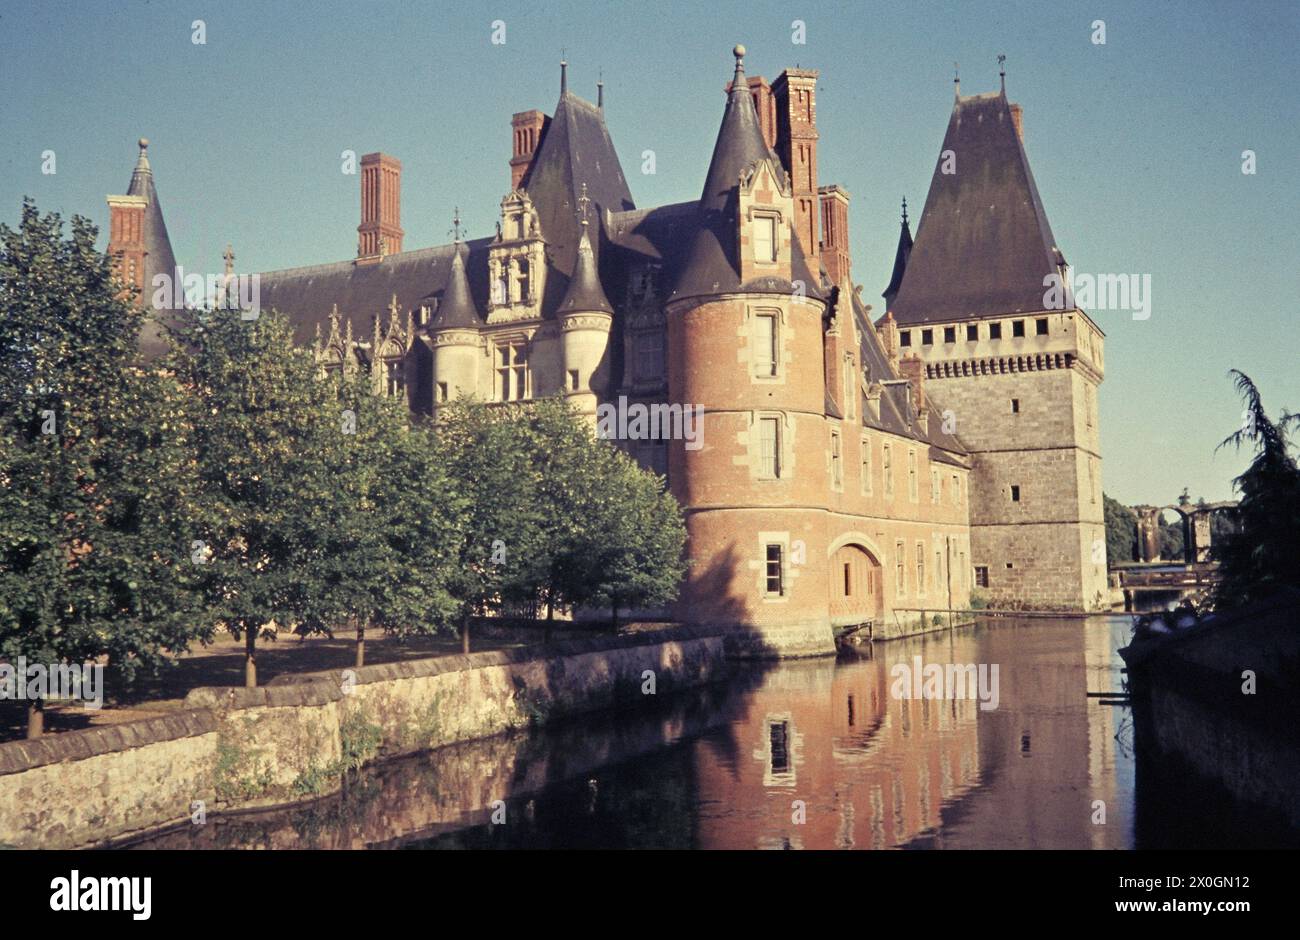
2,0,1297,505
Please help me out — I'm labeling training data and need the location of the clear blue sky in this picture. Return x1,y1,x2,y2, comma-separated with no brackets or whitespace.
2,0,1297,505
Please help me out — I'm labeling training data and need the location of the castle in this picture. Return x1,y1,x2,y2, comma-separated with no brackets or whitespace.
104,46,1107,656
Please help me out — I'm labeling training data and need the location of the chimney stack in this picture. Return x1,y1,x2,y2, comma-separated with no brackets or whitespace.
1009,102,1024,142
357,152,403,263
818,185,851,288
773,68,820,267
107,195,147,297
510,110,551,190
899,354,926,413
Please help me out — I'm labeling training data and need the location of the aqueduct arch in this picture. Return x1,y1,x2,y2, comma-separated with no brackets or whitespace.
1132,498,1236,563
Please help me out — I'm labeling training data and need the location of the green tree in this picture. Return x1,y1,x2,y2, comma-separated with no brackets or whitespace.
0,201,201,736
1212,371,1300,610
305,372,466,666
1102,493,1137,565
168,306,343,687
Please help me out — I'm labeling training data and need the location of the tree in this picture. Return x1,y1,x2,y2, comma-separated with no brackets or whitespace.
435,399,546,653
168,306,343,686
1102,493,1137,565
303,372,466,666
1211,370,1300,610
0,201,202,736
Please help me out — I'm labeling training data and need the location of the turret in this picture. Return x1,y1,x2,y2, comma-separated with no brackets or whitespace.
557,189,613,420
427,240,480,410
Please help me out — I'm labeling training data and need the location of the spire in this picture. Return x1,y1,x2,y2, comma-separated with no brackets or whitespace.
127,138,152,196
431,242,479,329
883,198,914,310
558,187,613,316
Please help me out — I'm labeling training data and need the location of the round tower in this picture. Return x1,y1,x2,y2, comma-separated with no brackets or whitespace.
428,243,480,410
556,214,613,421
665,45,834,657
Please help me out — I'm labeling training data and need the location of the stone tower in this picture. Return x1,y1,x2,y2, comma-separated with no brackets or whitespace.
886,86,1107,610
556,203,614,421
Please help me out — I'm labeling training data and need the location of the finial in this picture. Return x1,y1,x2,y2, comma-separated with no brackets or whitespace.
560,53,567,94
450,206,463,244
577,182,591,227
733,44,746,78
597,69,604,109
223,243,235,274
138,138,149,152
901,197,908,226
953,62,960,97
998,54,1006,94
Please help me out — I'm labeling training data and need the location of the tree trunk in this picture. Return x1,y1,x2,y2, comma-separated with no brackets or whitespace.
26,699,43,739
245,628,258,688
355,620,366,669
461,617,471,655
545,592,555,645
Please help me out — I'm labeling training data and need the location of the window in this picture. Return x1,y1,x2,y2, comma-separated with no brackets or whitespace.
383,355,404,397
900,330,912,347
860,436,872,495
951,473,960,505
1011,398,1020,414
895,540,906,595
633,332,665,382
759,417,781,478
1036,318,1049,336
916,541,926,596
966,324,978,341
753,214,777,263
753,312,778,377
496,343,528,401
830,430,843,489
883,444,893,497
921,328,933,346
844,562,852,597
436,381,449,403
568,369,580,391
907,449,919,502
765,544,784,596
943,326,956,343
989,322,1003,340
935,548,943,594
931,467,941,503
974,565,990,588
769,720,790,772
1011,484,1021,502
1012,319,1025,337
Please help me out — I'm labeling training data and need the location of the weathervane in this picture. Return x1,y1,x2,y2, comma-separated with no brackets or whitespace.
998,54,1007,93
901,197,908,226
449,207,463,243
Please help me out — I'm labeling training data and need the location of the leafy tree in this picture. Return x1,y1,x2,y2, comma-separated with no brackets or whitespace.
0,201,201,736
304,372,466,666
435,399,546,652
1211,371,1300,610
167,306,343,686
1102,493,1137,565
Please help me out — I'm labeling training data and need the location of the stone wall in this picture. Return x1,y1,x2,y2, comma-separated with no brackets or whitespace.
0,626,727,849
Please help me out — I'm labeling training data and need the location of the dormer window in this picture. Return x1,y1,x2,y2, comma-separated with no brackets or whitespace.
753,214,777,263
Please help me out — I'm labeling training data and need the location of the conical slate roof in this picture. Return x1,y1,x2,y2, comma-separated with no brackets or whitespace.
882,202,913,309
122,139,182,358
558,224,613,314
430,244,479,329
890,91,1066,324
670,46,821,303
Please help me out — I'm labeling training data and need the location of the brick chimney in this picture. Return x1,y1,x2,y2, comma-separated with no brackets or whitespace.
773,68,820,267
1009,102,1024,142
725,75,777,150
818,184,850,288
107,195,147,298
899,354,926,413
510,110,551,190
357,153,403,263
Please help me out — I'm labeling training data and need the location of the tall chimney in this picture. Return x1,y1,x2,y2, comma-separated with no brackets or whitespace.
107,195,148,298
818,185,851,288
1010,102,1024,142
772,68,820,266
357,152,403,263
511,110,551,190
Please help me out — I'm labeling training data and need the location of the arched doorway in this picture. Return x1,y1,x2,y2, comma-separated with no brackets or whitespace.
830,543,883,625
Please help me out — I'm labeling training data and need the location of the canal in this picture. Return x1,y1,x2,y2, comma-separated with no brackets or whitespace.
127,615,1297,849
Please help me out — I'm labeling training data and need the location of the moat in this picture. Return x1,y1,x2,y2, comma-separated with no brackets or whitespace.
126,616,1298,850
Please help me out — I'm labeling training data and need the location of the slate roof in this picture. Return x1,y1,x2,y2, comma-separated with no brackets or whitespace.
881,212,912,310
121,142,182,357
668,50,822,304
558,224,614,315
890,91,1066,324
429,243,478,329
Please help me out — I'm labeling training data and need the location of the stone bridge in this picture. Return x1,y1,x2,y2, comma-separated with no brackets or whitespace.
1132,497,1237,564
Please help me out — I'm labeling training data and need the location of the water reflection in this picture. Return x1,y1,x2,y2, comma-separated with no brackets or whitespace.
125,616,1292,850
